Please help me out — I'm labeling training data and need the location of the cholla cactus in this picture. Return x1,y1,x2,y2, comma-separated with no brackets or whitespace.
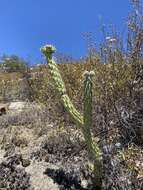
41,44,83,125
83,70,102,187
83,71,102,161
41,44,102,187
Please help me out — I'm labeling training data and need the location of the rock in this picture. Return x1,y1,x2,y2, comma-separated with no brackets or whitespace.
0,154,32,190
26,161,59,190
3,143,15,157
81,179,88,188
0,103,8,115
0,181,6,188
8,101,27,113
21,158,31,167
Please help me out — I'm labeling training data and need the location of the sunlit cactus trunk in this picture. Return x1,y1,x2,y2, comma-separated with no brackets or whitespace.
41,44,102,188
83,71,102,187
40,45,83,126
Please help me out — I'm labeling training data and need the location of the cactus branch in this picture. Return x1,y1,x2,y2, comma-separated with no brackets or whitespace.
83,71,102,187
41,44,83,125
61,94,83,125
83,71,102,161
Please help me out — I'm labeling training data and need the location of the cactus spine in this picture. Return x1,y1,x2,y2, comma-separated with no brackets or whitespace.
41,44,102,187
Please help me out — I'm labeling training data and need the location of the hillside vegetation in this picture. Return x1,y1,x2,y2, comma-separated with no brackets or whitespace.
0,1,143,190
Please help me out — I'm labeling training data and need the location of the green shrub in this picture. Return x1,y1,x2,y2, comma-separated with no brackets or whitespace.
0,55,28,73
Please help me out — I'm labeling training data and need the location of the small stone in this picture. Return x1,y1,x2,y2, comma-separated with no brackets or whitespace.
115,143,121,148
81,179,88,188
0,181,6,188
21,158,31,167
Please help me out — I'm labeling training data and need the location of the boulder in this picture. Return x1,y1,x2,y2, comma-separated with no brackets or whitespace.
8,101,28,113
0,104,7,116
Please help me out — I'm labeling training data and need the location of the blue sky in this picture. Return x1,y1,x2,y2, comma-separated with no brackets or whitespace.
0,0,132,63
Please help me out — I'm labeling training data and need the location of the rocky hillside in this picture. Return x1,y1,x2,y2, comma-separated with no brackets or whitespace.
0,61,142,190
